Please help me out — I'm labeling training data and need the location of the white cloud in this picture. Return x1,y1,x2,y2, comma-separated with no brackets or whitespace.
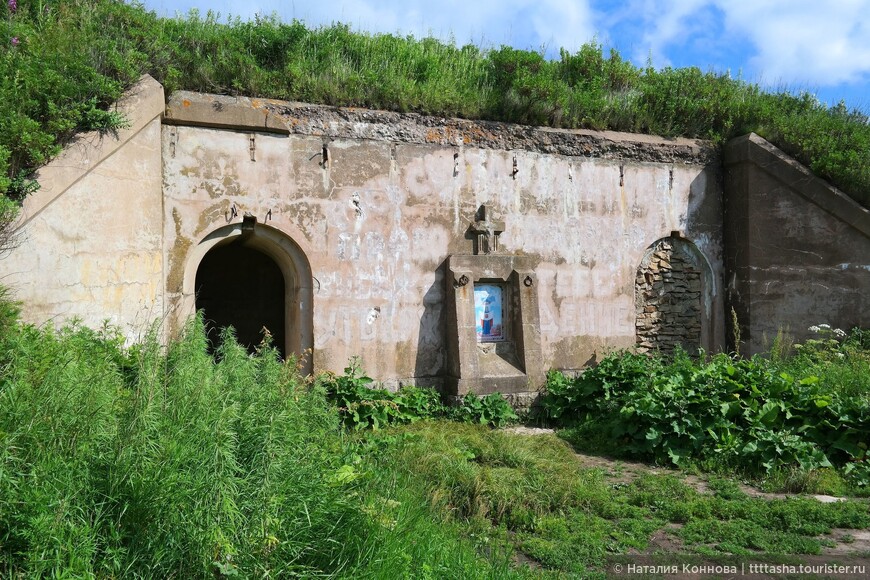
145,0,597,51
622,0,711,67
604,0,870,87
288,0,598,51
712,0,870,86
528,0,597,53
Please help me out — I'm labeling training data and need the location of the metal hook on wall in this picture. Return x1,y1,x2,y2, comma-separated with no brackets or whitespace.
225,203,238,222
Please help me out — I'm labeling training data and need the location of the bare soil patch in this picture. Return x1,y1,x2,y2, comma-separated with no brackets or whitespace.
502,426,870,559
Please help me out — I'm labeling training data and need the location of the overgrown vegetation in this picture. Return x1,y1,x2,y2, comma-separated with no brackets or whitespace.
361,422,870,576
543,328,870,489
0,312,518,577
319,357,517,429
1,0,868,211
3,288,870,576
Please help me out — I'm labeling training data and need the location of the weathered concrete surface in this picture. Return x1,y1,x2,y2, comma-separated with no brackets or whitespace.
163,90,726,384
724,133,870,354
4,78,732,390
3,76,165,339
8,80,868,390
166,90,718,165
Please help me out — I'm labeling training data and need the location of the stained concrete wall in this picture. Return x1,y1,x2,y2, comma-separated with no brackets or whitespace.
3,76,165,339
162,90,726,385
9,78,868,387
3,77,734,389
724,133,870,354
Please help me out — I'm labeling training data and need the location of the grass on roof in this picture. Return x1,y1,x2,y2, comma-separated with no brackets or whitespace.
1,0,868,210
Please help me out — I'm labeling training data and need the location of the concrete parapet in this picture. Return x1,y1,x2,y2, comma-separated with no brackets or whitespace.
166,90,718,164
724,133,870,353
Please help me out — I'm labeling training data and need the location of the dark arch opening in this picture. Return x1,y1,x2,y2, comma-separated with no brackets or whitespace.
195,241,286,358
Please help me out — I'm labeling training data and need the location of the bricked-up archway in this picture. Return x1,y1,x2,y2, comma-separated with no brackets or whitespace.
635,236,712,355
196,242,285,357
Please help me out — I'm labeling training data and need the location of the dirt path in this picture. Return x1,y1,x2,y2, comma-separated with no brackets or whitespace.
502,426,870,559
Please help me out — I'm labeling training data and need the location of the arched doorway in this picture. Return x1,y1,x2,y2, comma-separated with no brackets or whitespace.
182,222,313,372
635,235,712,355
196,242,286,357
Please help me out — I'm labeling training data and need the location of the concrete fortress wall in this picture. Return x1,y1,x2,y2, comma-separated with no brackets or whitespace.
158,83,725,387
3,76,166,333
4,75,867,390
724,134,870,354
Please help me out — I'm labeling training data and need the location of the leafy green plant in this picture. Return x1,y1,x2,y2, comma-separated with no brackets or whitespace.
452,392,519,427
317,357,449,429
318,358,518,429
543,348,870,481
781,326,870,401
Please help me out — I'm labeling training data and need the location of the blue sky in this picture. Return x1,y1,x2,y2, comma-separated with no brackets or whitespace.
141,0,870,112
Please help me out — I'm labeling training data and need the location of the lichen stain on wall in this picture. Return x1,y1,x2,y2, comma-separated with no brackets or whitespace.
399,147,456,207
166,208,192,294
160,116,722,379
275,201,328,242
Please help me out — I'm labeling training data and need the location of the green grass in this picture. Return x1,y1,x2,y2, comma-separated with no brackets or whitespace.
1,0,868,212
772,327,870,403
3,287,870,576
360,421,870,576
0,313,516,578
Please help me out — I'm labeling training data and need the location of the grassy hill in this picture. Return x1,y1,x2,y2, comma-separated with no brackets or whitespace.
1,0,868,215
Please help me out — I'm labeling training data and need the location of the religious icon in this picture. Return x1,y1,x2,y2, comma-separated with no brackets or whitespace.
474,284,504,341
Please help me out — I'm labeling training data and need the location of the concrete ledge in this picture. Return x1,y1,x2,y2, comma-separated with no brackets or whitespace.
724,133,870,239
165,91,291,134
165,90,717,165
16,75,165,228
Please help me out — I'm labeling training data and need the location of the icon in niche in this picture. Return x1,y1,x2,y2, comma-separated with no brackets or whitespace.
474,284,505,341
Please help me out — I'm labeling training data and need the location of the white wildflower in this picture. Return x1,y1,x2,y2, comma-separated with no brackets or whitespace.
808,325,820,333
834,328,847,338
819,323,831,329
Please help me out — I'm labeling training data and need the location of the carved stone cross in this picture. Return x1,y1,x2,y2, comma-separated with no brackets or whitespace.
469,205,505,255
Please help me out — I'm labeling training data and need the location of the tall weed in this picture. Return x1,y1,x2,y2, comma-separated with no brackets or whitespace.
0,309,516,577
0,316,366,577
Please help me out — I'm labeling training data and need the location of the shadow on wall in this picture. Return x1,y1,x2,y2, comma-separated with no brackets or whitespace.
414,261,447,386
686,166,725,354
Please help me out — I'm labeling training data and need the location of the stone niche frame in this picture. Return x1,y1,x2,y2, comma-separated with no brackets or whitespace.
444,254,544,396
635,233,716,355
